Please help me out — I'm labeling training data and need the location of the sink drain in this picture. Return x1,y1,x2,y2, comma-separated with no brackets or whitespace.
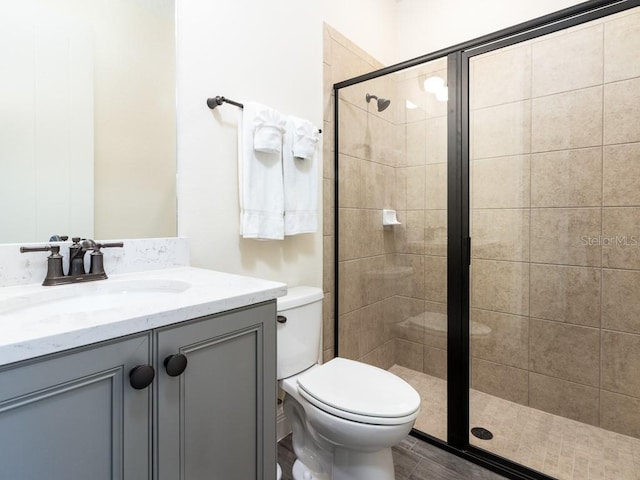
471,427,494,440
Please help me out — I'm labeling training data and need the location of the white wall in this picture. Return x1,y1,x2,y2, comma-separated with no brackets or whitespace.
176,0,595,287
177,0,321,286
176,0,397,287
324,0,398,65
395,0,587,61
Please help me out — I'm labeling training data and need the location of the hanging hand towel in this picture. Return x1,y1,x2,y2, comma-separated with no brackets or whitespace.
238,102,285,240
291,117,319,159
283,115,319,235
254,107,286,154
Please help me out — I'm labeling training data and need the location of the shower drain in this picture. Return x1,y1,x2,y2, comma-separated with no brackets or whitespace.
471,427,494,440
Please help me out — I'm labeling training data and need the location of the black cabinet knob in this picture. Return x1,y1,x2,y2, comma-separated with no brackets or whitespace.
277,315,287,324
129,364,155,389
164,354,188,377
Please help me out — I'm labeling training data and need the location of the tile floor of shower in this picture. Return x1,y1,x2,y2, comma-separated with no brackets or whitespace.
389,365,640,480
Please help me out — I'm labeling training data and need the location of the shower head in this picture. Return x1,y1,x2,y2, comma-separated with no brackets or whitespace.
366,93,391,112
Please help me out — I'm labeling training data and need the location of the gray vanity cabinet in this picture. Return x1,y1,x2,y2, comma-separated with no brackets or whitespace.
0,300,276,480
0,334,153,480
155,301,277,480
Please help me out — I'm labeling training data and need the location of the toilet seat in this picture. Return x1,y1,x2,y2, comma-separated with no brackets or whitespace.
296,358,421,426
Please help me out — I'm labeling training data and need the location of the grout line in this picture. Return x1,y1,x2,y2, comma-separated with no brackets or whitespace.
526,46,533,407
405,458,420,480
471,140,640,164
599,91,605,434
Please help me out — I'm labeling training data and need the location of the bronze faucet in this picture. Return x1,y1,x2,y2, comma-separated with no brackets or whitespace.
20,239,123,286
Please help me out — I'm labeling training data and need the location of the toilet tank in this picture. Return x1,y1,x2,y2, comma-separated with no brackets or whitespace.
277,286,324,380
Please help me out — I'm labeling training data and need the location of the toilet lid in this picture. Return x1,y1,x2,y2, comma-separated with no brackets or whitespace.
296,358,420,420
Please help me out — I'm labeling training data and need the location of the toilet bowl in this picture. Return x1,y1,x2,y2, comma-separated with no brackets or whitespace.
282,359,419,479
277,287,421,480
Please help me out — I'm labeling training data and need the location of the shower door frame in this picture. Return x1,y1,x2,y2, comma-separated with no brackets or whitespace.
333,0,640,479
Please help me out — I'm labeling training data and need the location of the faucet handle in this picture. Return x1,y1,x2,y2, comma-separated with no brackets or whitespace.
21,245,54,254
98,242,124,249
20,245,65,286
87,241,123,276
78,239,123,251
20,244,61,255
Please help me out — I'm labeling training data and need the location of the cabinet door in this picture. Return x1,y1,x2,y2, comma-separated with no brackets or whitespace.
155,302,276,480
0,334,152,480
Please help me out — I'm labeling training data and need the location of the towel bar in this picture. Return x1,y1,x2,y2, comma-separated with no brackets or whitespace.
206,96,322,134
207,96,244,109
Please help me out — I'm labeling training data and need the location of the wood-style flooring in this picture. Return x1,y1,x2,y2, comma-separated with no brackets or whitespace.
277,433,507,480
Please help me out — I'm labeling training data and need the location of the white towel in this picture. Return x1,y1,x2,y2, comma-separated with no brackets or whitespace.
283,116,319,235
291,117,319,159
254,107,286,154
238,102,285,240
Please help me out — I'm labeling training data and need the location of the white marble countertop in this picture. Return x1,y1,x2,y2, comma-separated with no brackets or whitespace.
0,267,287,366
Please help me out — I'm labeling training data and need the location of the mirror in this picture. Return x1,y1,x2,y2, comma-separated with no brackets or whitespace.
0,0,176,244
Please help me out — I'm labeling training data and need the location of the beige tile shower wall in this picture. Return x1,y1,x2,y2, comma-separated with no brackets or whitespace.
326,35,451,378
390,60,449,380
325,24,455,371
323,24,400,367
340,71,402,365
469,9,640,439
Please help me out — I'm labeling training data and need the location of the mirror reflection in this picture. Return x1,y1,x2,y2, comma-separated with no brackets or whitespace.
0,0,176,243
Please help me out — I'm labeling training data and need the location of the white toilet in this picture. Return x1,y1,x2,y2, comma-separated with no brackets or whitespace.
277,286,421,480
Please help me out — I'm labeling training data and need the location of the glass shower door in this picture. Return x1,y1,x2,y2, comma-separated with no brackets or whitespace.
335,57,449,442
468,7,640,478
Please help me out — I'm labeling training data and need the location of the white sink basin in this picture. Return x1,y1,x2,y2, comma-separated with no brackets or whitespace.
0,266,287,367
0,279,191,318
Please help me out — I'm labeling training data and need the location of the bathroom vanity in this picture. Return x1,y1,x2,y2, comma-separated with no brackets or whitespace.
0,267,286,480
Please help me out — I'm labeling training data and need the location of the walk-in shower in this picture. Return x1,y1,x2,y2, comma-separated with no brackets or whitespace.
331,1,640,479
